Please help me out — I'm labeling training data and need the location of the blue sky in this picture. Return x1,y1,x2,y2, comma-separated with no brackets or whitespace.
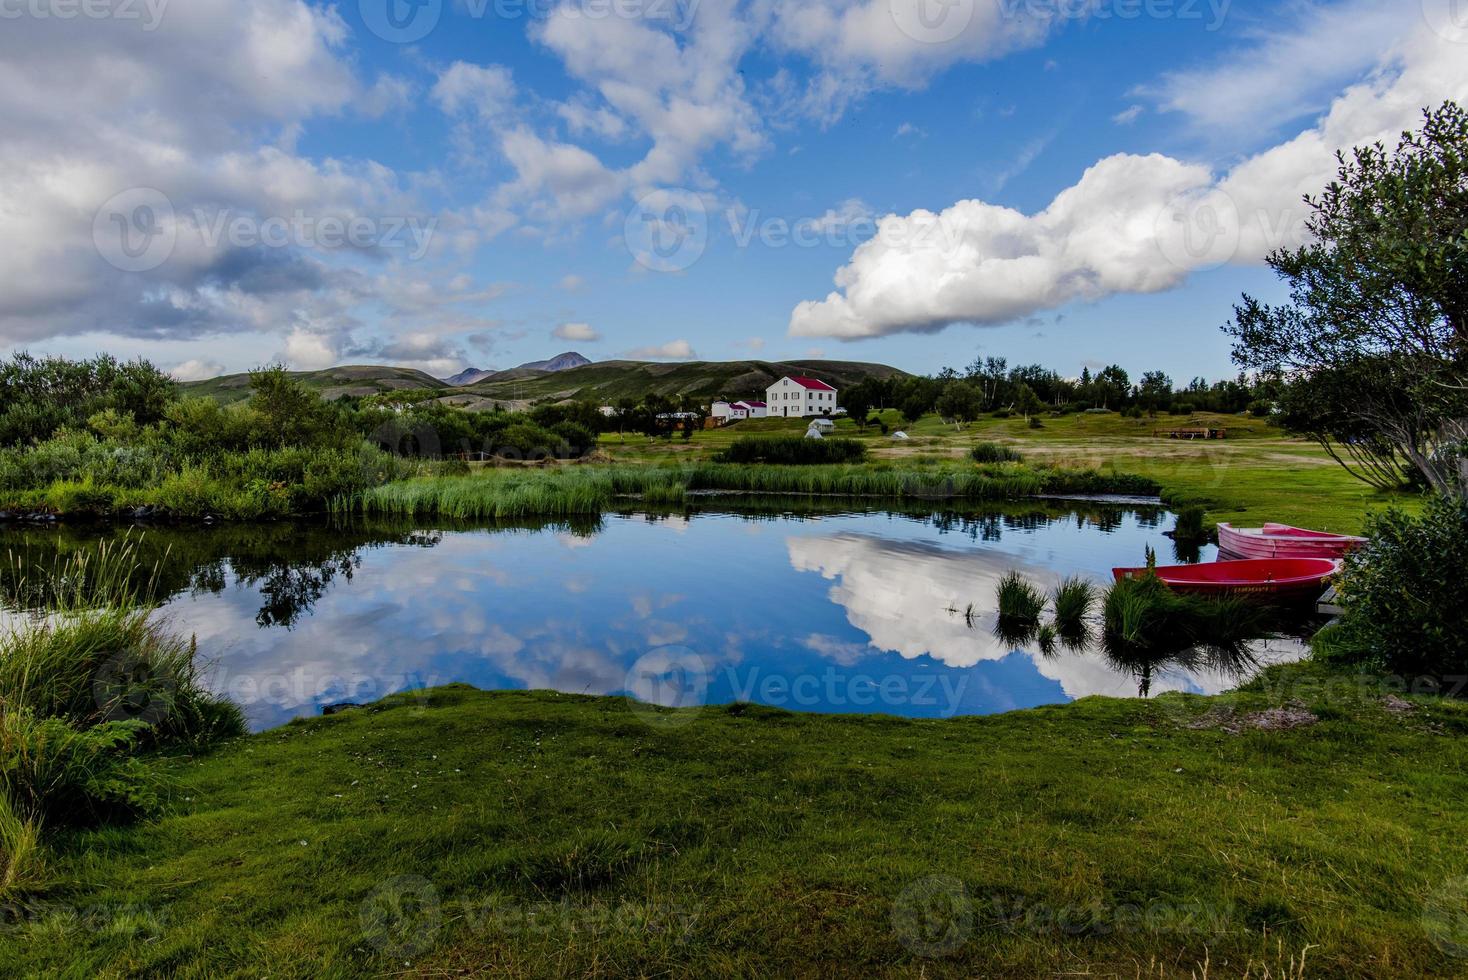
1,0,1462,381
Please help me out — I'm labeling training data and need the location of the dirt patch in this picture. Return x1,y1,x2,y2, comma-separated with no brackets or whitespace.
1381,694,1418,716
1186,702,1319,734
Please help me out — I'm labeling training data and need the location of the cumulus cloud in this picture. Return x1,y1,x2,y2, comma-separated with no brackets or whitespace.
170,358,225,382
432,62,516,120
553,322,601,342
0,0,456,357
624,339,697,360
790,22,1468,339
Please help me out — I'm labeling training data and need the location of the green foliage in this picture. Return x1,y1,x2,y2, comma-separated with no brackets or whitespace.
1328,495,1468,682
715,436,867,465
1172,505,1207,542
0,710,163,826
1051,577,1095,645
0,792,44,899
996,571,1046,625
971,442,1023,464
0,353,176,447
1227,101,1468,498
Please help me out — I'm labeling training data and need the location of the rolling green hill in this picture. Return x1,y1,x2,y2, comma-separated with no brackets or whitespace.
181,365,448,405
465,358,908,403
181,359,909,408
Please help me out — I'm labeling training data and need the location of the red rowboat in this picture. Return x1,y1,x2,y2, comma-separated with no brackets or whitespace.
1111,558,1341,598
1216,522,1365,560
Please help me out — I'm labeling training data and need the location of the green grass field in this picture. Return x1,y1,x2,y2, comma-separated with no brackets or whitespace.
598,410,1409,532
6,663,1466,977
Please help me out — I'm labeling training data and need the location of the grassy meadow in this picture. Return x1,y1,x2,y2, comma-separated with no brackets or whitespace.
594,410,1404,532
3,664,1466,977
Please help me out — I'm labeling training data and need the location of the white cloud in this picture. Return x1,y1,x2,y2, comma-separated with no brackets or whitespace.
277,327,339,371
557,274,586,291
624,339,697,360
432,62,516,120
170,358,225,382
553,322,601,342
1138,0,1412,139
1112,104,1143,125
499,129,626,219
790,23,1468,339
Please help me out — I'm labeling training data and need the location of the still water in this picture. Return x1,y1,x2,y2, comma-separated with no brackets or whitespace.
0,503,1308,730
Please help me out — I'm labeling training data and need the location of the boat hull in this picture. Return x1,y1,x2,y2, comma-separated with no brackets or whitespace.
1216,522,1365,560
1112,558,1341,598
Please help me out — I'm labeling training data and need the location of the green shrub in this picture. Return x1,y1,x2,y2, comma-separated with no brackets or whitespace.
0,793,45,899
971,442,1023,464
0,709,162,826
1172,505,1207,542
715,436,866,465
1051,577,1095,644
996,571,1046,625
0,609,244,747
1327,496,1468,682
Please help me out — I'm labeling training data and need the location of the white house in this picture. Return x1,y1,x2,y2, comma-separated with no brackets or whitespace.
709,399,769,424
766,376,838,418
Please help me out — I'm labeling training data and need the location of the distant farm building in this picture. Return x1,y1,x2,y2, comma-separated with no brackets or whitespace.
766,376,838,418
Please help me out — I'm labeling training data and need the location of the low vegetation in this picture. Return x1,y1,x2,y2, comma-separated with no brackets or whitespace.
715,434,867,465
1322,495,1467,685
0,540,243,899
1,672,1465,976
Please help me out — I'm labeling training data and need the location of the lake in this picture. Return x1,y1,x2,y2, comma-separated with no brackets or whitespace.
0,502,1309,730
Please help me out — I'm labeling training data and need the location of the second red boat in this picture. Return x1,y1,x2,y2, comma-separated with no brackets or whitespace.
1112,557,1341,598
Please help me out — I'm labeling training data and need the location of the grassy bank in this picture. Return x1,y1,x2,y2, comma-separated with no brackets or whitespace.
3,663,1465,977
599,411,1412,532
333,462,1159,520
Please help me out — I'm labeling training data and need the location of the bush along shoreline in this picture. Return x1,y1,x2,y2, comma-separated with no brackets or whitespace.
0,538,244,901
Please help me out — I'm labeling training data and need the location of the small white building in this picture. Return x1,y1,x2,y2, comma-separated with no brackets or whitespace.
709,399,769,424
766,376,838,418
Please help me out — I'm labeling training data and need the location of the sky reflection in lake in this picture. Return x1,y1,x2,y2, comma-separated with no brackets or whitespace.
1,507,1307,729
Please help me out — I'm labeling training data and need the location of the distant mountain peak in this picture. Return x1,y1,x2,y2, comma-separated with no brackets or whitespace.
443,352,590,386
517,351,591,372
444,367,494,386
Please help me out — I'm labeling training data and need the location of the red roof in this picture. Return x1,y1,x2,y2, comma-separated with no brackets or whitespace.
740,400,766,407
788,376,835,391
